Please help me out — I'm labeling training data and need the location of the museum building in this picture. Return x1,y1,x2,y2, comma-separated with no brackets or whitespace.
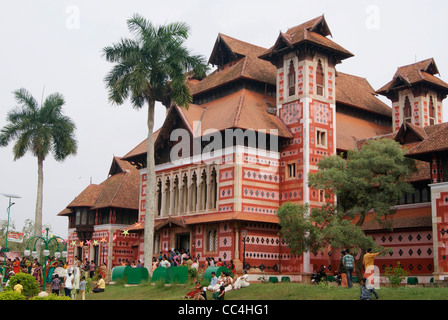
58,16,448,283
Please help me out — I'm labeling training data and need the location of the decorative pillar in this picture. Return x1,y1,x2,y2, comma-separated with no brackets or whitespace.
178,180,184,215
169,182,175,216
160,178,167,217
196,180,202,213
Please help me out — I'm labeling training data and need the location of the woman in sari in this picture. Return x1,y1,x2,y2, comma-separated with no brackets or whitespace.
184,281,202,299
45,257,59,282
12,257,20,274
32,262,43,285
99,261,107,280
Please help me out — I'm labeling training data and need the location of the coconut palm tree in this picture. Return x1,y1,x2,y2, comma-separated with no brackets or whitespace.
0,88,78,240
102,14,207,274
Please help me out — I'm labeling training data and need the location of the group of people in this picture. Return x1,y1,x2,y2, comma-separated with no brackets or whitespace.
184,271,250,300
338,247,386,300
2,256,48,286
1,255,107,299
151,249,201,272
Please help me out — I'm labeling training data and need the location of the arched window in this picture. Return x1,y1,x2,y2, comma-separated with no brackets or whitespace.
403,96,412,123
156,179,162,216
429,96,435,125
211,167,218,209
288,60,296,96
316,59,324,96
200,169,207,210
191,171,198,211
182,174,188,213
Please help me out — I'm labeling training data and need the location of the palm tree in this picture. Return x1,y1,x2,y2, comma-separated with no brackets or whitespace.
102,14,207,274
0,88,78,240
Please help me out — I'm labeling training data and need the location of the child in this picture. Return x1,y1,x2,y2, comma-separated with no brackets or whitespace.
360,278,379,300
79,276,87,300
51,274,61,296
14,280,23,294
213,285,225,300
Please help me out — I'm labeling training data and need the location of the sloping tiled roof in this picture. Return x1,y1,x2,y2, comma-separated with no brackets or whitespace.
259,15,353,61
63,184,105,209
377,58,448,95
191,34,277,95
336,72,392,117
361,204,432,231
354,122,448,182
122,129,160,161
179,89,292,138
406,122,448,157
57,157,140,216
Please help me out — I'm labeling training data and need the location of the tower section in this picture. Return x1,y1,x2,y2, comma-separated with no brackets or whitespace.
377,58,448,131
260,16,353,273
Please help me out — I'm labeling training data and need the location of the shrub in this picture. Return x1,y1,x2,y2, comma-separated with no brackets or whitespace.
0,291,26,300
30,293,71,300
188,267,198,282
384,262,408,287
5,273,40,298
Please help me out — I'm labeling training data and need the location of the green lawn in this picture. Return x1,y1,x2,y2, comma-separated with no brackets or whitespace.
82,281,448,301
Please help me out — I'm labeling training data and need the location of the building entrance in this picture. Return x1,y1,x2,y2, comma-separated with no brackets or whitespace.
176,233,190,253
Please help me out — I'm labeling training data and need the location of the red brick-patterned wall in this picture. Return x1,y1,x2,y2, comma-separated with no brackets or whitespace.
435,191,448,273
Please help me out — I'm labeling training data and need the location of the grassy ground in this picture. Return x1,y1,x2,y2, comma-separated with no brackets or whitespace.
82,280,448,301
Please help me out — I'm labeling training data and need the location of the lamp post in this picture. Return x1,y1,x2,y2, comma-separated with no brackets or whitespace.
1,193,21,278
241,229,248,274
24,227,67,291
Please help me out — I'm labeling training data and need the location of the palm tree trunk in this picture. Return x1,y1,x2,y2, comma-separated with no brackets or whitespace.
143,99,156,275
34,156,44,251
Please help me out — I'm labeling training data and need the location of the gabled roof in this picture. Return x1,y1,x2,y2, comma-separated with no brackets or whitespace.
406,122,448,159
57,157,140,216
177,89,292,138
191,34,277,95
377,58,448,96
259,15,353,62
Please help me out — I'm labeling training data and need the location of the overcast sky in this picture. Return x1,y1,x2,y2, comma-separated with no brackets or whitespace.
1,0,447,239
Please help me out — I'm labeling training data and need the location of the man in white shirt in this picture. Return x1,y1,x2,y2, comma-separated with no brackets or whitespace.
207,272,219,292
64,272,74,298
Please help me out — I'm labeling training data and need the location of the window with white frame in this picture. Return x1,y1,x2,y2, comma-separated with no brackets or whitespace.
206,227,218,252
403,96,412,123
288,60,296,96
287,162,296,179
316,129,327,148
429,96,436,125
316,59,325,96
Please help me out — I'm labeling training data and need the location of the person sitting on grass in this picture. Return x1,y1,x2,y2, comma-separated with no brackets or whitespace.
207,272,218,292
360,278,379,300
213,285,226,300
184,281,202,299
92,274,106,293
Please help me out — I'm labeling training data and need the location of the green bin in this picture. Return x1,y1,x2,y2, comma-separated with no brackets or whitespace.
151,266,189,284
268,276,278,283
111,266,129,282
125,267,149,284
152,267,168,283
111,266,149,284
204,267,229,282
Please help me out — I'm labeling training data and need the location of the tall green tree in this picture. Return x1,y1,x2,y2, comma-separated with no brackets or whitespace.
0,88,78,241
102,14,207,274
277,138,416,274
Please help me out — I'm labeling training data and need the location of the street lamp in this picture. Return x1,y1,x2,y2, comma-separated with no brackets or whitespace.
23,227,67,291
1,193,21,278
241,229,248,274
